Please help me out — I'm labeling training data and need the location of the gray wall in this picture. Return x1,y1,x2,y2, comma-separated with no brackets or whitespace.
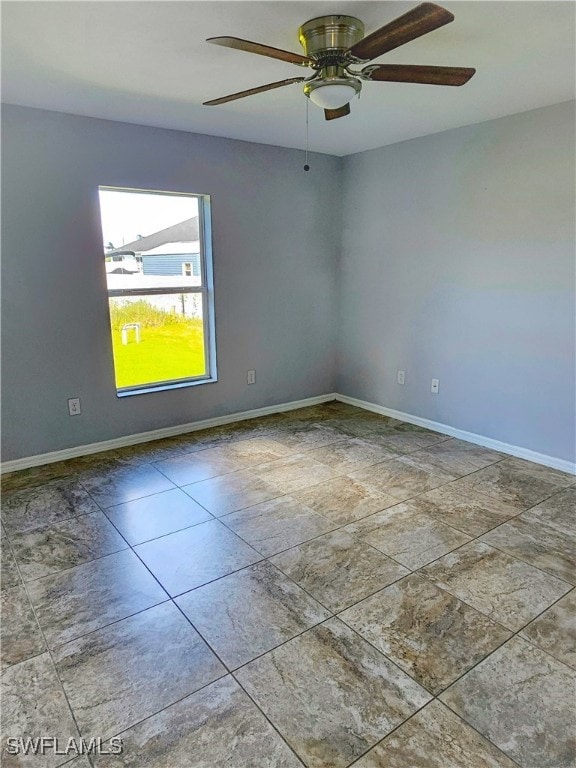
1,105,340,460
338,102,575,462
3,102,574,464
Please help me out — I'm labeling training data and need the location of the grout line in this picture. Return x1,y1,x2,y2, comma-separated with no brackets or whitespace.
473,534,576,587
60,673,232,753
7,416,571,646
41,597,172,653
1,533,89,754
172,577,333,675
228,670,310,767
344,696,525,768
334,578,571,768
1,508,97,538
101,513,217,548
2,404,573,767
6,544,133,588
5,415,570,636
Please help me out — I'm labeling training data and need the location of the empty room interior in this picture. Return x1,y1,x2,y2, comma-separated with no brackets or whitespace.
1,1,575,767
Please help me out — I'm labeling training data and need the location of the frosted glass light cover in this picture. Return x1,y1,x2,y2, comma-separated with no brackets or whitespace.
308,84,357,109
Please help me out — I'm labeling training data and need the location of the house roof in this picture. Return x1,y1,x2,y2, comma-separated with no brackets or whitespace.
113,217,199,254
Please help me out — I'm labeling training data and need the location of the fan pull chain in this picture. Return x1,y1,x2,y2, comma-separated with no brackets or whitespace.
304,97,310,172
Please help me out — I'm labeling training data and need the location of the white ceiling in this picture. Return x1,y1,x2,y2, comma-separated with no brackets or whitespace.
2,1,574,156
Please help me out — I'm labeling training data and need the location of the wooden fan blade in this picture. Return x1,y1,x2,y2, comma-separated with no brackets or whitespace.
207,36,312,67
364,64,475,86
203,77,305,106
348,3,454,61
324,103,351,121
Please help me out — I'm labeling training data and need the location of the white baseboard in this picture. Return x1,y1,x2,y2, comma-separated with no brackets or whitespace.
336,393,576,475
3,391,574,477
0,394,337,475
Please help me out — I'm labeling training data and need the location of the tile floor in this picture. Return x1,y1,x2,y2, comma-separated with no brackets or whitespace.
1,402,575,768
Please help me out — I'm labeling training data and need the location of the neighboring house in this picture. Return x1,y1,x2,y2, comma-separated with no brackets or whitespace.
112,217,201,278
142,246,201,278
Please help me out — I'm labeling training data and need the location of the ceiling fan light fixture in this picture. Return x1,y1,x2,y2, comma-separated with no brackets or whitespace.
305,78,361,109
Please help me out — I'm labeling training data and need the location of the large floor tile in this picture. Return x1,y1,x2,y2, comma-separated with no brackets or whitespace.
153,446,248,486
182,469,281,517
169,426,240,452
222,496,335,557
1,584,46,669
114,436,196,464
91,676,303,767
252,454,340,494
0,452,127,493
520,590,576,669
2,464,74,493
1,480,100,535
305,438,397,474
8,511,127,582
53,602,225,741
408,439,506,477
343,502,471,570
422,541,571,631
321,417,394,440
1,535,21,590
27,549,167,648
219,436,296,465
135,519,261,595
349,456,455,502
267,422,345,451
176,560,329,668
522,486,576,537
190,417,287,450
354,700,517,768
413,484,520,537
387,420,444,435
289,402,359,421
104,488,212,545
440,636,576,768
291,476,398,526
503,457,575,487
360,430,451,454
448,461,570,511
340,573,511,694
480,512,576,584
79,464,175,507
236,618,431,768
64,759,91,768
271,530,409,612
1,653,79,768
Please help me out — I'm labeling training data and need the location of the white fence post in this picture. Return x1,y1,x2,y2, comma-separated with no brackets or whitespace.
121,323,141,345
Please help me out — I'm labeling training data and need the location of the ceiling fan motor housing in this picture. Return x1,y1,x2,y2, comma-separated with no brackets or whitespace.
298,16,365,61
299,16,364,108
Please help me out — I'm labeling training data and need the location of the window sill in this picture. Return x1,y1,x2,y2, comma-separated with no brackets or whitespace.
116,376,218,398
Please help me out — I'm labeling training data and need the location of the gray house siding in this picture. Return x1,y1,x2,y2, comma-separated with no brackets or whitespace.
141,253,201,277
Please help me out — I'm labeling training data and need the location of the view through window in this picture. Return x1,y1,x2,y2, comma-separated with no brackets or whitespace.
98,187,215,395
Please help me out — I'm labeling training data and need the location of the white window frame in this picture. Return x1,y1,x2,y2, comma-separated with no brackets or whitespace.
100,186,217,397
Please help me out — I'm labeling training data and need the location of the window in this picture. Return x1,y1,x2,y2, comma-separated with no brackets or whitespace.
98,187,216,396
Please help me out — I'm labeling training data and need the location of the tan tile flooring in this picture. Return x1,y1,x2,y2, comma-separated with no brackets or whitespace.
1,402,575,767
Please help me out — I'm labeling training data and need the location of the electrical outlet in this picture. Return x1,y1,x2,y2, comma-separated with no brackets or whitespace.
68,397,81,416
247,370,256,385
397,370,405,385
431,379,439,394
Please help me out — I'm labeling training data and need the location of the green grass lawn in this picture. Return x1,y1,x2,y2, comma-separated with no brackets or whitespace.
112,322,206,389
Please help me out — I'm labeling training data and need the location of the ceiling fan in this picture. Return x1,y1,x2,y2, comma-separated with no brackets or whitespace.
203,3,475,120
